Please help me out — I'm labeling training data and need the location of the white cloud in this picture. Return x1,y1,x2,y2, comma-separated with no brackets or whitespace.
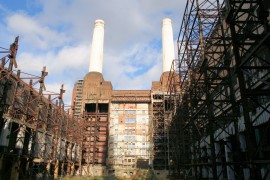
6,13,70,50
17,45,89,74
44,82,73,106
1,0,184,105
16,45,90,105
35,0,183,48
103,42,162,90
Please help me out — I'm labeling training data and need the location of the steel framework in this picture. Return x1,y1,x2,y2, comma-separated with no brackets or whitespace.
151,92,171,170
167,0,270,179
0,38,83,179
80,101,109,175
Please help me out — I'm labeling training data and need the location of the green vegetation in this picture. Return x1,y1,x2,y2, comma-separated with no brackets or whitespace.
131,169,158,180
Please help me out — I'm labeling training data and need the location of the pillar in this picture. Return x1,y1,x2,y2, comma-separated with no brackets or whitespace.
162,18,175,72
89,19,105,73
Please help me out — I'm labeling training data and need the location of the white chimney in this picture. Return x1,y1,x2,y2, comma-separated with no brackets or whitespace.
162,18,175,72
89,19,105,73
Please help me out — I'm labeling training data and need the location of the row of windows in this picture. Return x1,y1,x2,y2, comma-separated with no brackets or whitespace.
125,110,136,114
124,136,136,141
124,159,135,163
114,110,146,114
114,136,147,142
125,118,136,123
113,150,147,156
114,128,146,134
114,142,148,148
113,118,148,124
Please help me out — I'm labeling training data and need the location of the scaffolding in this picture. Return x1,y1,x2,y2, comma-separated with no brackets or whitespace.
167,0,270,179
151,92,169,171
0,37,83,179
80,101,109,175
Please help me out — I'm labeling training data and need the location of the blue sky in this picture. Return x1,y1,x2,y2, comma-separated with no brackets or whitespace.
0,0,184,105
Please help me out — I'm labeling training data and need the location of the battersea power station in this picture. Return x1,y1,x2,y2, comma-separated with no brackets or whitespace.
71,18,176,177
0,0,270,179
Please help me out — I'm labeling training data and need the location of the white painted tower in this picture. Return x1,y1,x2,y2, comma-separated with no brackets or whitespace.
89,19,105,73
162,18,175,72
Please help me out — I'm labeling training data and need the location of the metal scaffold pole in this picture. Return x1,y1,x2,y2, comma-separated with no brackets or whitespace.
0,38,83,179
166,0,270,179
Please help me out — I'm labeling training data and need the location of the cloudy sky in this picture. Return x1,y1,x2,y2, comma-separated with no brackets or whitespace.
0,0,184,105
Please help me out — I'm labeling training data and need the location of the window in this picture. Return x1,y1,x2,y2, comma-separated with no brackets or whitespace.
98,103,108,113
141,150,146,155
128,159,131,162
125,110,136,114
141,118,146,124
124,127,128,133
85,103,96,112
124,136,135,142
142,129,146,134
114,136,118,141
124,126,135,134
125,118,136,123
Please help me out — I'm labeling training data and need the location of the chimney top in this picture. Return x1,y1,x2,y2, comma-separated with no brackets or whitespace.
162,18,175,73
89,19,105,73
94,19,105,26
162,18,172,24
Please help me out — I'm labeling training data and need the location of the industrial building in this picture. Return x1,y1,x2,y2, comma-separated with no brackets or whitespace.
0,37,83,179
0,0,270,179
0,16,175,178
165,0,270,179
71,18,176,177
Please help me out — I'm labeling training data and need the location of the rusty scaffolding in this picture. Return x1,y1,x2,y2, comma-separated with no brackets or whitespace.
80,101,109,175
151,93,167,170
167,0,270,179
0,37,83,179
